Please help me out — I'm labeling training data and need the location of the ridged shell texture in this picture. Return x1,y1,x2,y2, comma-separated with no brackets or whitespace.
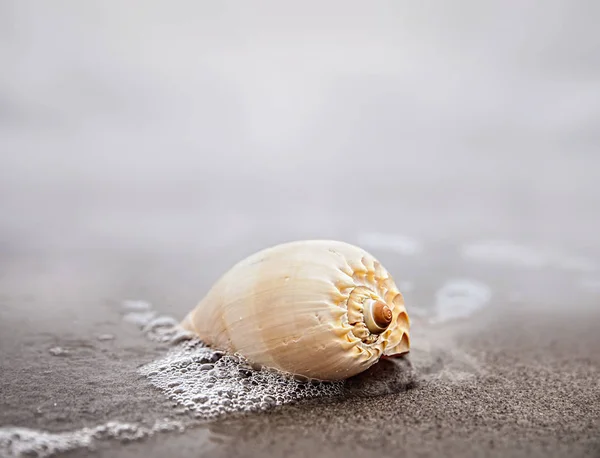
182,240,410,380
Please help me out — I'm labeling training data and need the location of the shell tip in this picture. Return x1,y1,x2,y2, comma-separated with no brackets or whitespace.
373,301,393,328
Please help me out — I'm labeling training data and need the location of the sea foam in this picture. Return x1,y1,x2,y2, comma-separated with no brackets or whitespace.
128,301,418,420
0,420,183,458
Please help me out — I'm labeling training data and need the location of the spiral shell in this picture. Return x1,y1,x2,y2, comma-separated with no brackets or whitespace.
181,240,410,380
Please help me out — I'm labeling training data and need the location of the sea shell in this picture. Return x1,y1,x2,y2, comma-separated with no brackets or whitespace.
181,240,410,380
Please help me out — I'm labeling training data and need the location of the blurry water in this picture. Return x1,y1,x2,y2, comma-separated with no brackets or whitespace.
1,1,599,256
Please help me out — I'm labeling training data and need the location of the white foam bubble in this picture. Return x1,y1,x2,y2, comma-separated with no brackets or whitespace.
48,347,69,357
0,419,183,458
138,340,345,420
357,233,422,255
433,279,492,323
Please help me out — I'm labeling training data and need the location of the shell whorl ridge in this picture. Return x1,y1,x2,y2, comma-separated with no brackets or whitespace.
181,240,411,381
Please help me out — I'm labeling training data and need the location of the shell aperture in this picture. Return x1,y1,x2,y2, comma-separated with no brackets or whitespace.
181,240,411,381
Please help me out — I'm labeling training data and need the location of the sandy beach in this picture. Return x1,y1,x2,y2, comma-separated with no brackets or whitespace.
2,2,600,457
1,238,599,457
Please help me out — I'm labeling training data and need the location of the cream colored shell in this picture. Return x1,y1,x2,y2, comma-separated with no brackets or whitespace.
181,240,410,381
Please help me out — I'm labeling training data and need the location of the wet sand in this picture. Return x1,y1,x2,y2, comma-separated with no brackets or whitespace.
1,243,598,458
2,2,600,456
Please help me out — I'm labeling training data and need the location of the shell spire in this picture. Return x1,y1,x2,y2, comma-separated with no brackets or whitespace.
181,240,411,381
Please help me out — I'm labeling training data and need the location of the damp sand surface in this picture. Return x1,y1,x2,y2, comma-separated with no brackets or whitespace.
1,248,599,458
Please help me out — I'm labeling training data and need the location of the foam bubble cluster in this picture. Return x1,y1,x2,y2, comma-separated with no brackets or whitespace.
139,339,345,420
0,420,183,458
124,300,455,422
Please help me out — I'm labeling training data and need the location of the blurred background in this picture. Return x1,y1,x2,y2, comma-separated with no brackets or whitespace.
1,5,599,456
1,0,599,262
